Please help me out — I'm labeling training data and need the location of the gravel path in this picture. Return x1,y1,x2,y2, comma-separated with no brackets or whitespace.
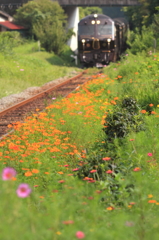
0,71,79,112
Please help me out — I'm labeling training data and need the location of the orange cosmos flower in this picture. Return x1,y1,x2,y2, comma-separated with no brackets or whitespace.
102,157,111,161
140,110,146,114
106,206,114,210
32,169,39,174
148,200,157,203
39,196,44,199
148,194,153,198
25,171,33,177
12,177,17,181
90,169,97,173
111,100,116,105
149,103,154,107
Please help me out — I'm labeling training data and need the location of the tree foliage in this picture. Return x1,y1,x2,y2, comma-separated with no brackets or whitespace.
79,7,103,19
151,7,159,39
127,26,154,54
13,0,73,54
122,0,159,31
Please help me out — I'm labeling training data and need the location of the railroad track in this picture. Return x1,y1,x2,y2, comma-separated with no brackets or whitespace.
0,70,91,138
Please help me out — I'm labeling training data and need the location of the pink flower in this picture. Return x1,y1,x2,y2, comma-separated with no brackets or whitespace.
72,168,79,171
133,167,141,172
16,183,32,198
20,69,24,71
76,231,85,239
58,180,65,183
62,220,74,225
2,167,17,180
147,153,153,157
106,170,113,174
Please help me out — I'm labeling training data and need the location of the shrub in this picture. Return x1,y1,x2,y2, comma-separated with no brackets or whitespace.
127,26,154,54
0,31,24,56
103,97,144,139
14,0,73,54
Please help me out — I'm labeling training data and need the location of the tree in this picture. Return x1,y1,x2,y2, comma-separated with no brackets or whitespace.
79,7,103,20
13,0,73,54
151,7,159,39
122,0,159,31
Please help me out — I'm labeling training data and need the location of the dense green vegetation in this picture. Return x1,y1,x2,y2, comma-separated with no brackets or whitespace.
1,1,159,239
13,0,74,54
1,51,159,239
0,38,81,98
79,7,103,19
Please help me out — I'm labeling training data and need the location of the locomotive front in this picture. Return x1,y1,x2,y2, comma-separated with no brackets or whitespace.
78,14,116,67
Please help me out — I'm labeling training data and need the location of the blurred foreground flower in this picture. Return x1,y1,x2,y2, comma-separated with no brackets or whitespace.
16,183,32,198
76,231,85,239
2,167,17,180
147,153,153,157
133,167,141,172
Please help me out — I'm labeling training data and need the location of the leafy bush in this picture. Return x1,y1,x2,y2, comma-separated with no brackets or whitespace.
76,97,145,183
0,31,24,56
103,97,144,139
127,26,154,54
14,0,73,54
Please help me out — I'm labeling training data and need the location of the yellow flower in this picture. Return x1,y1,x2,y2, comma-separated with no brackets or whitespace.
148,194,153,198
56,231,62,235
106,206,114,210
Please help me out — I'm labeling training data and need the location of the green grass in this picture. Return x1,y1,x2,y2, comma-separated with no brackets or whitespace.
0,41,81,98
1,49,159,239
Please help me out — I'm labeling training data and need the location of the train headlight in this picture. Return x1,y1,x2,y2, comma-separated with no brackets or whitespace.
91,20,95,24
107,38,111,43
81,39,85,43
97,20,100,24
94,14,98,18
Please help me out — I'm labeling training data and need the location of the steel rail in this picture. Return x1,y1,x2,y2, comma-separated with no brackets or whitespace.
0,70,87,118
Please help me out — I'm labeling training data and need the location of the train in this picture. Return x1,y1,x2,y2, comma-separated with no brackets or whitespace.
77,14,129,67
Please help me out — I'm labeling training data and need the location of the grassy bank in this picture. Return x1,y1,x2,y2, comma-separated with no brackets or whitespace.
1,50,159,239
0,41,81,98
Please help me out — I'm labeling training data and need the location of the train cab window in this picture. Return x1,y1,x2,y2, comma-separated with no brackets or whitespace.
97,24,112,36
78,25,95,36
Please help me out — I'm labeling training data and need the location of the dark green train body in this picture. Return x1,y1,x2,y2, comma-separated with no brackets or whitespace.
78,14,129,67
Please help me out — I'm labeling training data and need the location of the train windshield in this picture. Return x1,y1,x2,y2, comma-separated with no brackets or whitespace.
78,25,94,36
97,24,113,36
